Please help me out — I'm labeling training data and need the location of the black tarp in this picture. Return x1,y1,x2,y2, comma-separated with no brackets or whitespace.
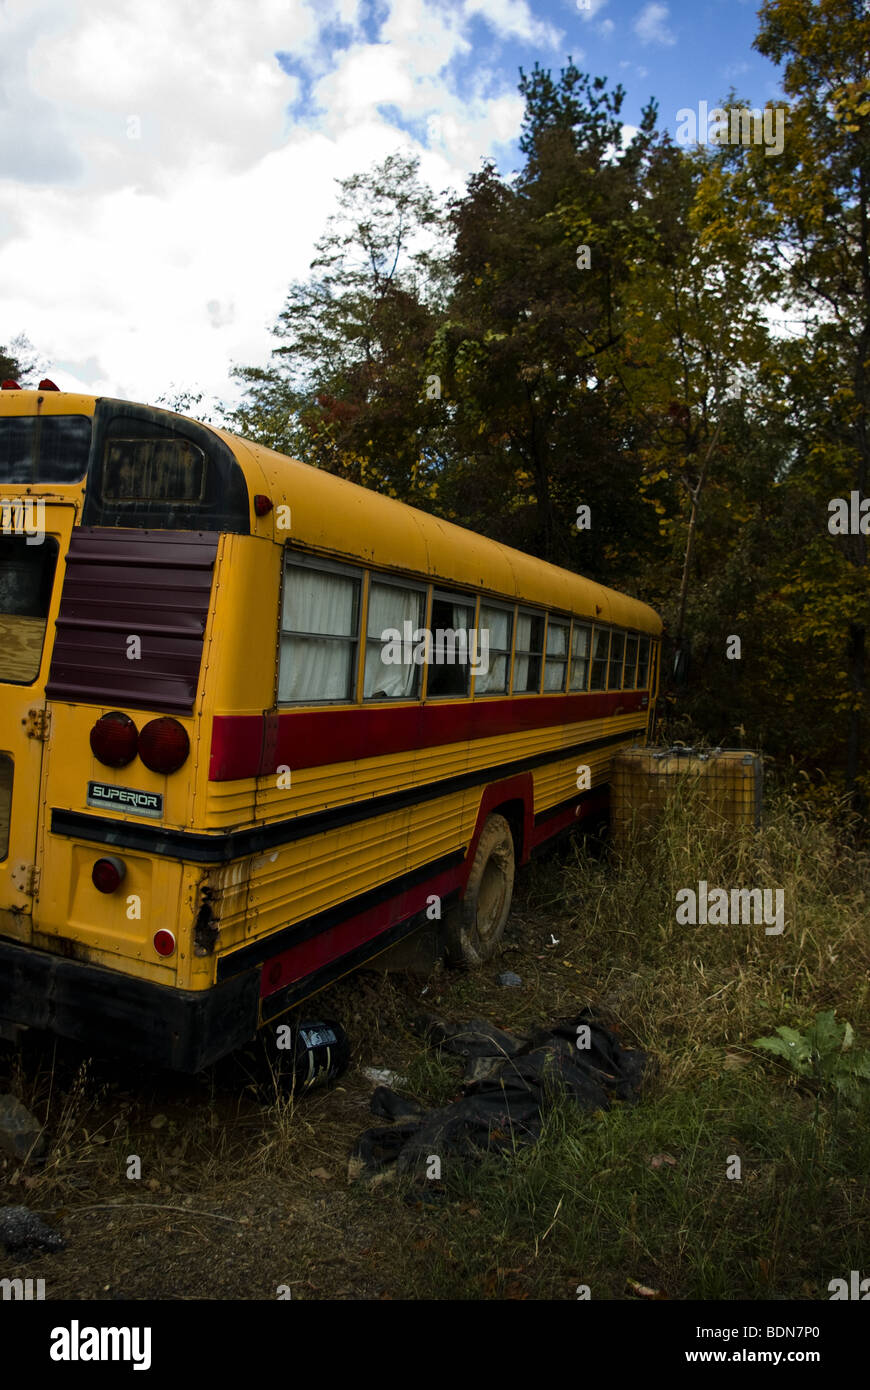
353,1008,648,1175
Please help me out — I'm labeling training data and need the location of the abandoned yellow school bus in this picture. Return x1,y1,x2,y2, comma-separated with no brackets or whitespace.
0,383,661,1070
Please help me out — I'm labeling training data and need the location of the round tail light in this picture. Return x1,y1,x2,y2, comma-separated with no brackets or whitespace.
92,856,126,893
90,712,138,767
153,930,176,957
138,717,190,774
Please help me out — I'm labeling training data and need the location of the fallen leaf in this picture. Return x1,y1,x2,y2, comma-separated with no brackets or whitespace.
649,1153,678,1169
626,1277,667,1300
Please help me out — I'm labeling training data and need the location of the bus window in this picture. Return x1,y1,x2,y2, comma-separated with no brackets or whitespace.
624,633,639,688
513,612,545,693
279,557,361,703
427,591,475,697
608,630,626,689
0,535,59,684
364,579,425,700
589,627,610,690
636,634,650,689
103,437,207,502
544,619,569,691
0,415,91,485
475,604,513,695
569,622,591,690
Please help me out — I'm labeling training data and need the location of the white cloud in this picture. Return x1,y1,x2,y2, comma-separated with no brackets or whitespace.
0,0,532,406
464,0,562,47
633,3,676,46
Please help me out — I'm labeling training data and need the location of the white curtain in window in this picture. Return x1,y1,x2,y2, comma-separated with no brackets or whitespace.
570,624,591,690
279,567,358,702
546,623,567,656
283,568,356,636
476,606,510,694
513,612,530,690
364,583,421,698
279,635,353,701
544,623,568,691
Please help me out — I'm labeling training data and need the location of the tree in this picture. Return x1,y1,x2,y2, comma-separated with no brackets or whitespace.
0,334,41,385
429,61,663,574
231,152,451,501
745,0,870,806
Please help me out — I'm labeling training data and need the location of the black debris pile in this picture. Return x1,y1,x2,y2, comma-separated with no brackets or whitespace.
352,1008,648,1176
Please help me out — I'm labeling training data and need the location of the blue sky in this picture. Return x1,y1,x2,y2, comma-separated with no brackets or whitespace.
0,0,787,405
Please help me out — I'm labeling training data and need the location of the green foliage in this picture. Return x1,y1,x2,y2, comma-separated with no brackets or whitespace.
754,1011,870,1102
0,333,41,385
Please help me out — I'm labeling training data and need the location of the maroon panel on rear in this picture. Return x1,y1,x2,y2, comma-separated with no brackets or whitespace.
46,528,219,714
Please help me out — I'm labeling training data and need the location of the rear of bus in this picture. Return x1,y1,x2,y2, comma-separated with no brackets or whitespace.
0,386,263,1069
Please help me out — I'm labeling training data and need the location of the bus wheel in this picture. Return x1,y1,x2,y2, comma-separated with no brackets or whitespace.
446,813,515,967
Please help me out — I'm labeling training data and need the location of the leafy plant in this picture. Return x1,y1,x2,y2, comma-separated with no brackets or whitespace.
754,1011,870,1103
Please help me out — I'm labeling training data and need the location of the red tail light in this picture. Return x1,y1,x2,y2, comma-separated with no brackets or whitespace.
90,711,138,767
153,929,176,957
39,378,60,391
1,379,21,390
138,717,190,774
92,856,126,893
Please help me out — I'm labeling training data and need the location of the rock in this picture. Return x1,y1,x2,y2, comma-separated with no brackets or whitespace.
497,971,523,988
0,1094,46,1161
0,1205,64,1256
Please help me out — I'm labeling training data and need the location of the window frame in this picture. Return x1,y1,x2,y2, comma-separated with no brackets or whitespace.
512,607,546,695
589,625,611,691
636,633,651,690
608,628,626,691
424,586,478,700
277,549,364,707
569,619,592,692
543,614,570,693
362,570,429,704
473,600,515,698
623,632,639,689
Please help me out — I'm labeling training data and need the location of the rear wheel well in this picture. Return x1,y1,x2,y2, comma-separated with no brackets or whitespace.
488,798,525,865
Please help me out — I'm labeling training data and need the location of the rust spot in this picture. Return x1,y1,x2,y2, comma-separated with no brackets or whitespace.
194,885,219,956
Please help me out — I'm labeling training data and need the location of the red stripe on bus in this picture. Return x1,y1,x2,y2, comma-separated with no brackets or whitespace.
258,858,464,1000
209,689,649,780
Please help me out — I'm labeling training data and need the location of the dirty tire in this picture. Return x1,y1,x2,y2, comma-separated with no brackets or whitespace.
445,813,515,967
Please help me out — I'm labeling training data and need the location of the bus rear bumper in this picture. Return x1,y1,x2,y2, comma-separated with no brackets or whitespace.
0,937,260,1072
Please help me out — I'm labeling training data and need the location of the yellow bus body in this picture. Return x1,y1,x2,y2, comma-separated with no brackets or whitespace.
0,388,661,1068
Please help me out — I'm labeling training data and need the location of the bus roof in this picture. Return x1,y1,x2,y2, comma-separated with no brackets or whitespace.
0,389,662,633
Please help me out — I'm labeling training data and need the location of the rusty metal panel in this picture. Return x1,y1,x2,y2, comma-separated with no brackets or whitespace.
46,528,218,714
